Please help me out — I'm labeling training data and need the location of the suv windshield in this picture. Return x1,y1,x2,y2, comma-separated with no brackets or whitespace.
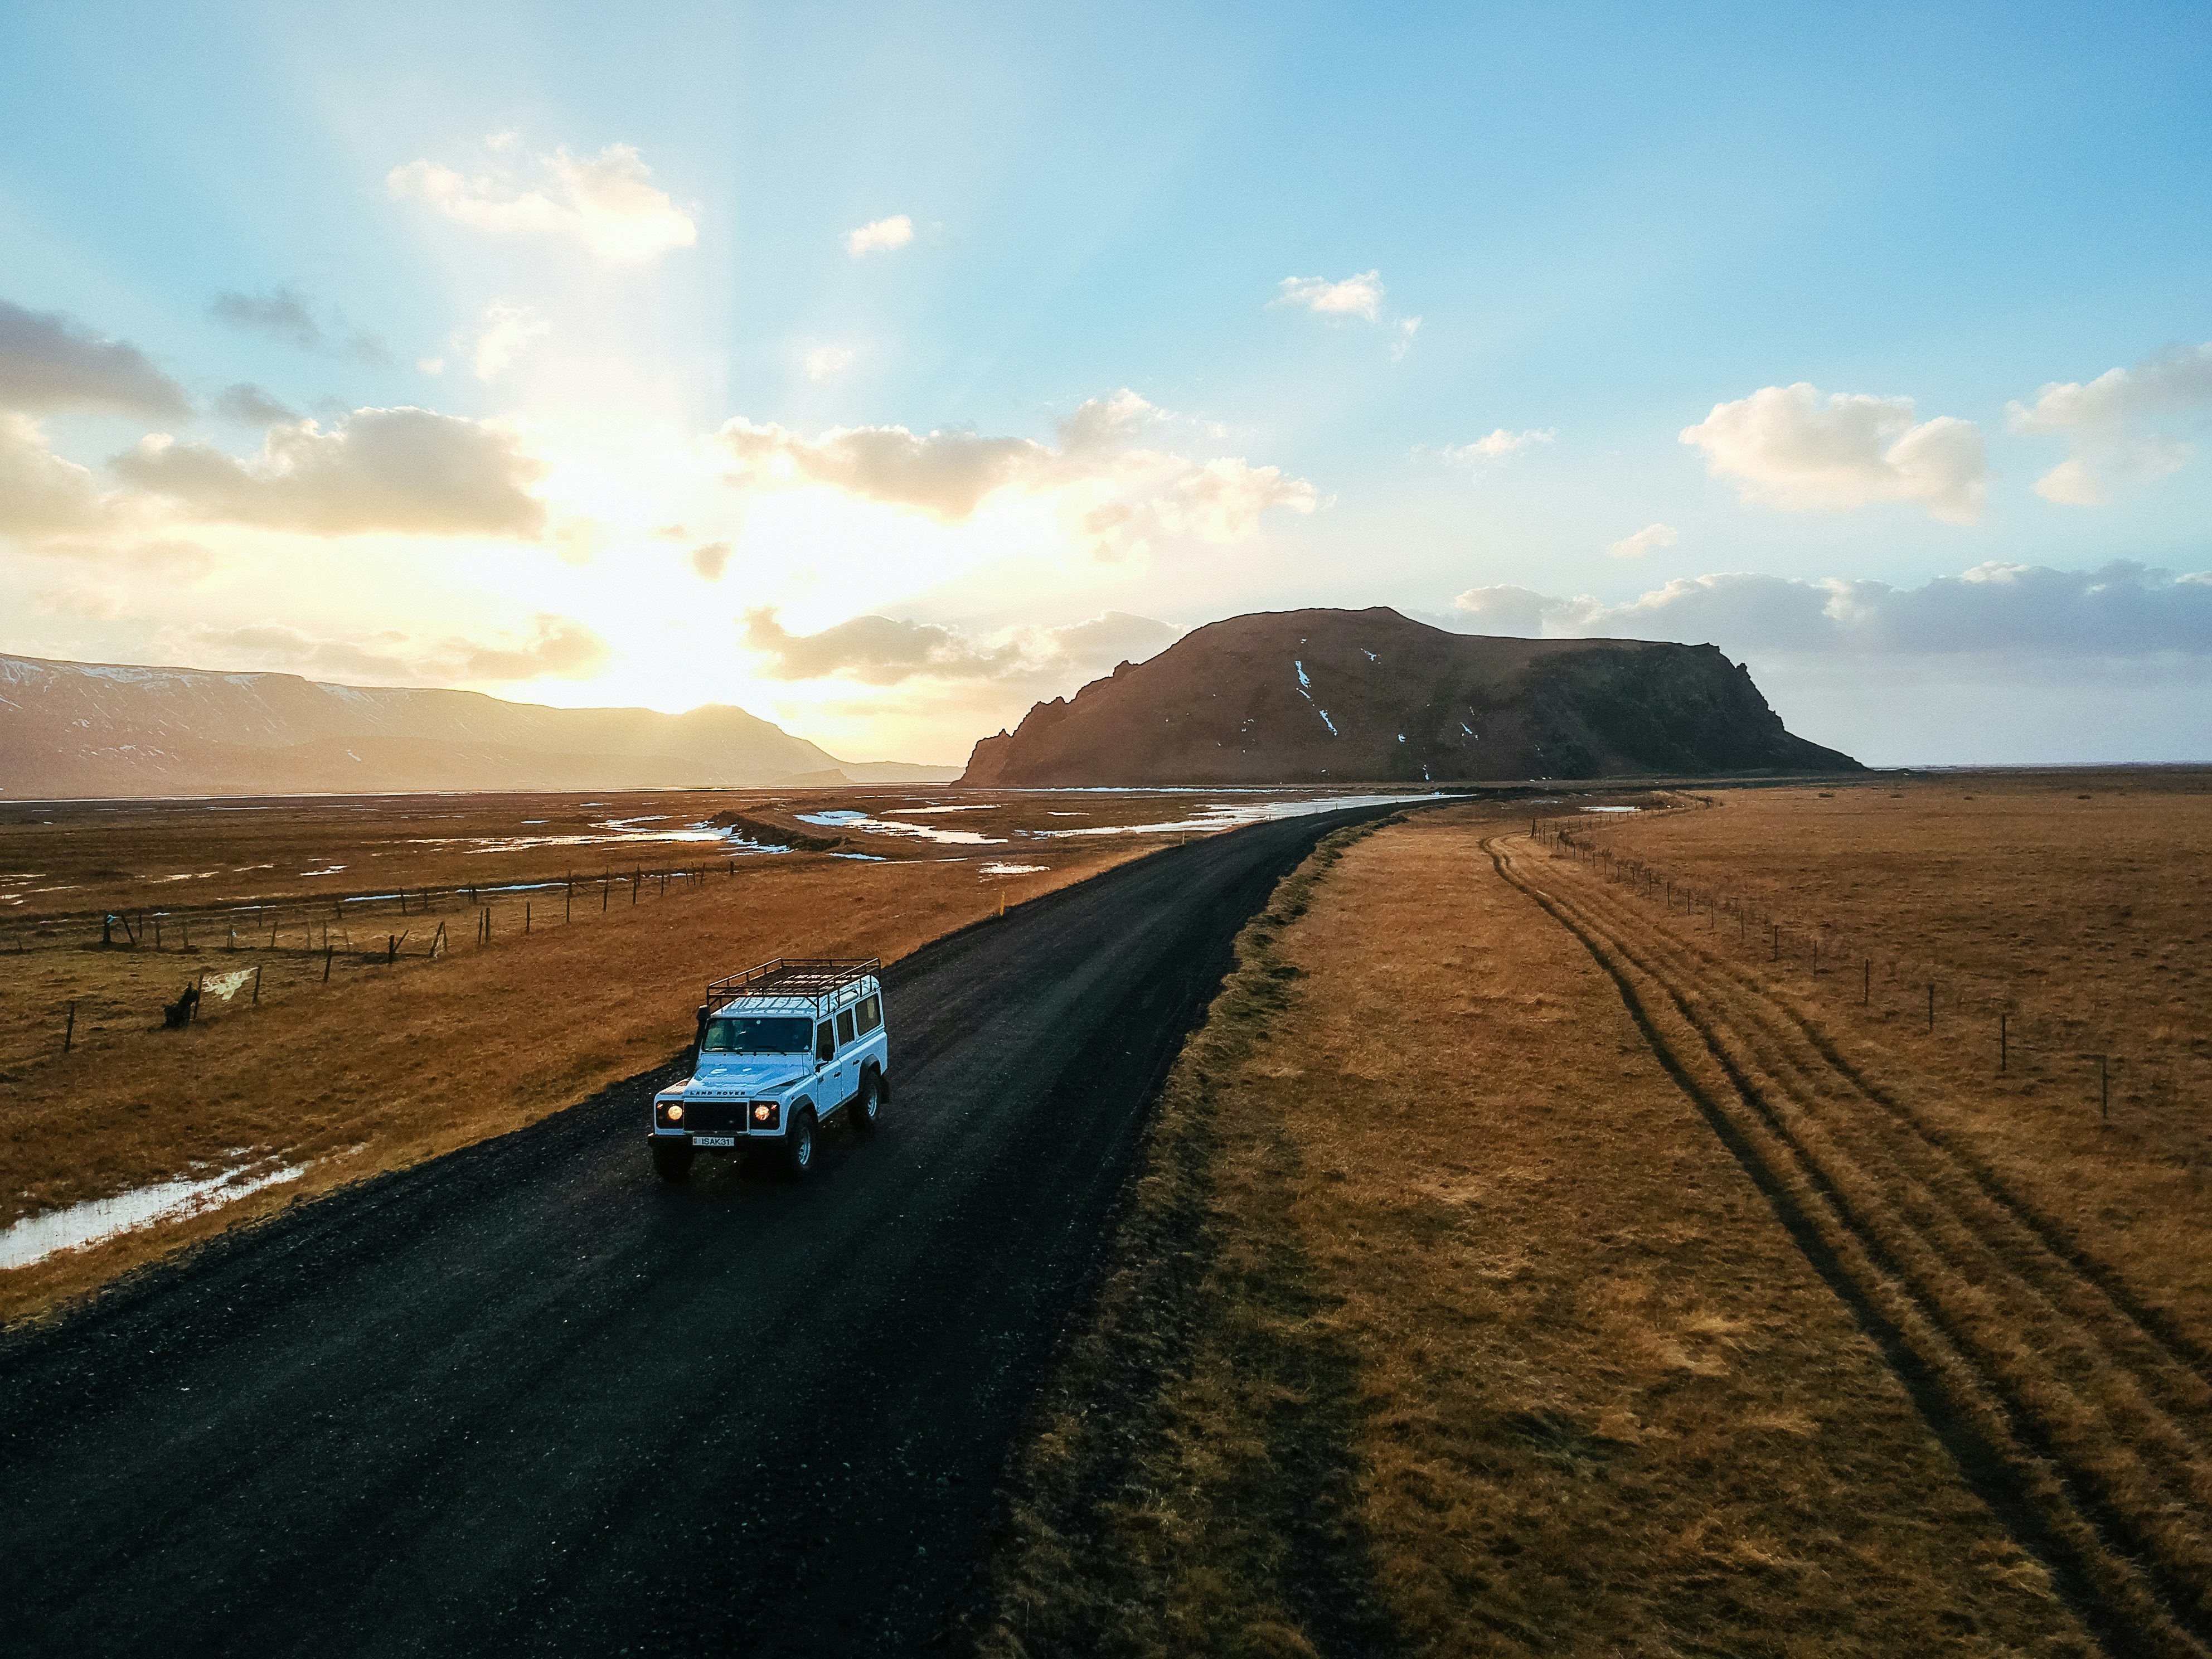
701,1015,813,1054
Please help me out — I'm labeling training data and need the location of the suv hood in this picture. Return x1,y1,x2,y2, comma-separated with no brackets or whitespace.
685,1058,809,1094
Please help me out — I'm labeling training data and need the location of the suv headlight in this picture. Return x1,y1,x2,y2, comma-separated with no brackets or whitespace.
751,1102,779,1128
661,1101,684,1124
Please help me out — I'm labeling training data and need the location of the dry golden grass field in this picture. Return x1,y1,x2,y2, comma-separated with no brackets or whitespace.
1,785,1389,1326
983,773,2212,1658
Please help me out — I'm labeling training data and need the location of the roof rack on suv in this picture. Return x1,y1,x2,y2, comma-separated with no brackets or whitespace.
706,957,881,1010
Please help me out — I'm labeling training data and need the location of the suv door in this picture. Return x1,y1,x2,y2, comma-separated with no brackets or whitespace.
832,1006,860,1104
814,1020,843,1108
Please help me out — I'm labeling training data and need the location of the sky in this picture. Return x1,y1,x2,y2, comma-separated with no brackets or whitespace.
2,1,2208,766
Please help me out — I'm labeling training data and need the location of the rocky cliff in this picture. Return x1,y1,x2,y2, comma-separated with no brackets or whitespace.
960,607,1856,785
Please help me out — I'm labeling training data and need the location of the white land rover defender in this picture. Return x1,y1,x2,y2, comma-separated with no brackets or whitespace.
650,958,889,1182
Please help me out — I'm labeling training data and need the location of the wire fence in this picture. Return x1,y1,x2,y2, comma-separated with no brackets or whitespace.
8,859,759,1064
1530,815,2199,1123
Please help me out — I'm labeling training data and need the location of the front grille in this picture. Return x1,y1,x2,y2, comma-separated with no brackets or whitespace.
683,1100,754,1135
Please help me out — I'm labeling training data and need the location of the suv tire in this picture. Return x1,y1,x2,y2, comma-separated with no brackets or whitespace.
850,1070,882,1133
783,1108,818,1179
652,1139,694,1184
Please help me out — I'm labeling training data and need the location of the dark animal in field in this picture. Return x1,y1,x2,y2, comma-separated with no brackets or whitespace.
162,984,200,1029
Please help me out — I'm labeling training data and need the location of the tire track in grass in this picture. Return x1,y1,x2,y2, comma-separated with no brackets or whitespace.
1525,839,2212,1617
1483,831,2212,1659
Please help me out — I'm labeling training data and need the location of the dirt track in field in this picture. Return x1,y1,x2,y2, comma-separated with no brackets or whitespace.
1485,829,2212,1657
0,806,1396,1657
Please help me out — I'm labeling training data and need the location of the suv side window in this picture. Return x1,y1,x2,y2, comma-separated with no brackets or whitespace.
815,1022,835,1063
856,995,881,1035
836,1009,856,1045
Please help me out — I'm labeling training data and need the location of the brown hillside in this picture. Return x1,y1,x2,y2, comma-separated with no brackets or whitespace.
961,606,1856,784
0,653,962,797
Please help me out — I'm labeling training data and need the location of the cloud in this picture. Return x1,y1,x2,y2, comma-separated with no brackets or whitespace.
1391,316,1423,361
716,389,1316,559
0,299,190,419
178,612,609,685
176,620,416,681
388,139,697,264
1453,561,2212,658
1438,427,1555,470
1058,387,1168,453
1680,382,1986,524
744,609,1015,683
208,285,385,361
743,607,1180,686
843,215,915,256
30,582,128,619
445,613,610,681
1274,270,1385,322
214,382,298,425
1448,584,1559,637
462,302,551,379
113,405,548,537
803,345,855,382
2008,342,2212,506
0,413,110,536
688,540,733,580
417,356,445,375
721,420,1042,522
1608,522,1678,560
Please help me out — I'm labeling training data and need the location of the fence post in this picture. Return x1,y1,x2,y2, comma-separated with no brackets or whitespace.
324,944,334,983
253,965,263,1005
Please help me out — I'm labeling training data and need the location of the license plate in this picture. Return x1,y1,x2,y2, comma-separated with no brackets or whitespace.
691,1135,736,1148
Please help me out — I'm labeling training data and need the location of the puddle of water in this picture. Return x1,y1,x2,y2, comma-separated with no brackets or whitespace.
1,1163,305,1270
411,814,738,855
796,811,1006,846
1580,806,1640,813
980,862,1047,875
1038,791,1451,837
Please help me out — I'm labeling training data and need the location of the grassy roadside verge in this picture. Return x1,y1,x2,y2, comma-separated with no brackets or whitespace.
976,805,2097,1658
977,813,1408,1658
1,850,1136,1328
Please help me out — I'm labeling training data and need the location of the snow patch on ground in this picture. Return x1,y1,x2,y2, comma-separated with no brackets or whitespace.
1,1163,305,1270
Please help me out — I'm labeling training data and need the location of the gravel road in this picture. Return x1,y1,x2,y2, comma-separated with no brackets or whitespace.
1,807,1390,1656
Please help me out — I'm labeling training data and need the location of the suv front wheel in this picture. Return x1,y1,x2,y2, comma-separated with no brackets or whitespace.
783,1108,818,1179
652,1139,694,1184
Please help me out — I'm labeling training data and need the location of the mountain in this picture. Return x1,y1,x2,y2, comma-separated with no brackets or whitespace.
0,653,954,798
960,607,1859,785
